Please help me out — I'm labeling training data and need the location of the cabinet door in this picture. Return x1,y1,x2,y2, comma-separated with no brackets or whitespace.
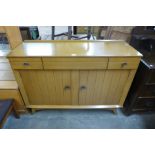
45,70,79,105
20,70,79,105
79,70,130,105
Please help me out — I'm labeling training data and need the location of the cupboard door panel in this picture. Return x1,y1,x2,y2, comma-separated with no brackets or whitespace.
46,70,79,105
79,70,106,105
104,70,129,105
71,71,79,105
79,70,130,105
79,71,89,105
20,70,76,105
20,70,49,105
20,69,130,106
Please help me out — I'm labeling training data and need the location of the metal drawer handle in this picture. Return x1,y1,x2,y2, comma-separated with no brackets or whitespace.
121,62,128,68
23,62,30,66
64,86,71,90
80,86,86,90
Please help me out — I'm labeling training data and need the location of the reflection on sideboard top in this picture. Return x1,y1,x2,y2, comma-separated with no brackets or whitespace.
8,40,142,57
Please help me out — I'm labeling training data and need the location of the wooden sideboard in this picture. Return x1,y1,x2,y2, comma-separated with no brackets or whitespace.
7,40,142,111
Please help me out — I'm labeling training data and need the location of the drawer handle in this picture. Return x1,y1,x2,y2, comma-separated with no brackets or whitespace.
23,62,30,66
121,62,128,68
64,86,71,90
80,86,86,90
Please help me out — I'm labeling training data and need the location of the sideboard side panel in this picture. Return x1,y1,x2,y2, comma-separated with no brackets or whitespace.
119,69,137,106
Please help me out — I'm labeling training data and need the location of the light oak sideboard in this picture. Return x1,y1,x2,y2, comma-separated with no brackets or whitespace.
7,40,142,112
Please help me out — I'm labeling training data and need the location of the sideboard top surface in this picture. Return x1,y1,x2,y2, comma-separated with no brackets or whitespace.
8,40,142,58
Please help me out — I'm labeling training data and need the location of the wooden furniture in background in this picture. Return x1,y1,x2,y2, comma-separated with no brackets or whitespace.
0,26,22,52
0,59,26,113
19,27,32,40
0,81,26,113
3,26,22,49
97,26,134,42
109,31,131,42
0,27,5,33
8,40,142,112
124,26,155,114
124,60,155,114
0,26,26,113
0,99,20,129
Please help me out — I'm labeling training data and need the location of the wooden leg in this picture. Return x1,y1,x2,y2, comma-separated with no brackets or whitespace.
31,109,36,114
12,104,20,118
111,108,117,114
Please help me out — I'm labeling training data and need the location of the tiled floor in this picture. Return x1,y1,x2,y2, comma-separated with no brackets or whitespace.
3,108,155,129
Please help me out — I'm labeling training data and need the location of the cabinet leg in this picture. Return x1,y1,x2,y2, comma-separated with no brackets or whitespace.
31,109,36,114
12,104,20,118
111,108,117,114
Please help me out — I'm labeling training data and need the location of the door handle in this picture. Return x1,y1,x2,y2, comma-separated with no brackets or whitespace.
64,85,71,90
23,62,30,66
80,86,86,90
121,62,128,68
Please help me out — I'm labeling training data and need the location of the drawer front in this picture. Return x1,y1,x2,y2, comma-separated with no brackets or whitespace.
134,98,155,109
140,84,155,98
108,58,140,69
10,58,43,70
43,58,108,69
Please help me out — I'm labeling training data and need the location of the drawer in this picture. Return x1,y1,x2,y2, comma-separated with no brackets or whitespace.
43,57,108,69
134,98,155,109
9,58,43,70
140,84,155,98
108,57,140,69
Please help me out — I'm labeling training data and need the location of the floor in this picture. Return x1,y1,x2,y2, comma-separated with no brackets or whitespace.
3,108,155,129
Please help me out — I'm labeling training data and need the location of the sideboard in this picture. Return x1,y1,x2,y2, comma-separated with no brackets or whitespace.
7,40,142,112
